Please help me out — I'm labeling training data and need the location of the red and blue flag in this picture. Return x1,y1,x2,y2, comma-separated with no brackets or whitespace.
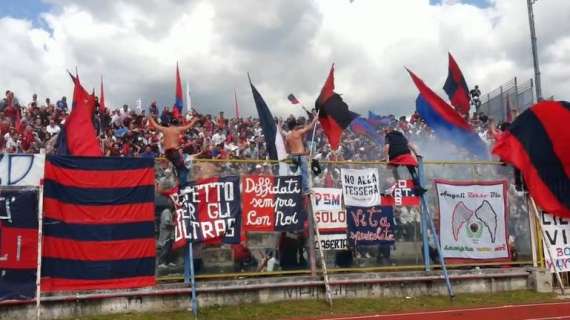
173,63,184,118
408,69,488,159
443,53,471,116
41,156,156,292
350,117,383,144
367,111,392,127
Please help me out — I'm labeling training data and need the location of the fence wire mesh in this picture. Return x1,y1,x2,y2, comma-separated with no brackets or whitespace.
154,158,532,279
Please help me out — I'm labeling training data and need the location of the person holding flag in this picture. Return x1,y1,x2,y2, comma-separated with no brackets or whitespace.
285,116,318,195
148,115,199,185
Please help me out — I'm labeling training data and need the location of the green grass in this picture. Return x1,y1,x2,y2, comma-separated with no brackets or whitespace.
79,290,559,320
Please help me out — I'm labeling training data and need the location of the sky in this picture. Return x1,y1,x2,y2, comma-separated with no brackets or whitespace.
0,0,569,117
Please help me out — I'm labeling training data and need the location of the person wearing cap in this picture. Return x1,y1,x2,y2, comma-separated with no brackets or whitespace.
383,124,426,195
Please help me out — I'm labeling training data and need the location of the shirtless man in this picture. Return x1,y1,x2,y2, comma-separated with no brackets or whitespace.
148,116,199,185
285,116,318,194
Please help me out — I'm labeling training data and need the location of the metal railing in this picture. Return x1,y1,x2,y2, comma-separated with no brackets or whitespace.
153,158,533,280
479,77,535,122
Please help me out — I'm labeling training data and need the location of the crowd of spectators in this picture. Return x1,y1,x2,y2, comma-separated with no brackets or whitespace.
1,89,529,273
0,89,515,162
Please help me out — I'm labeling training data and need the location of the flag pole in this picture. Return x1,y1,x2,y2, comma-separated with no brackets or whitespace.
306,110,334,307
529,197,565,294
308,110,320,157
418,157,454,299
188,240,198,318
35,182,45,320
526,195,539,268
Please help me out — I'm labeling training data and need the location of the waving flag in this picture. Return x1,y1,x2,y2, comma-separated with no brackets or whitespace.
407,69,488,159
493,101,570,218
41,156,156,291
173,63,183,118
287,94,300,104
99,76,106,113
367,111,392,127
55,73,103,156
315,64,359,150
350,117,383,144
248,74,287,162
443,53,471,116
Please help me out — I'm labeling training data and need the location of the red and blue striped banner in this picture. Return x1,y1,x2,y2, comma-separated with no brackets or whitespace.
41,156,156,292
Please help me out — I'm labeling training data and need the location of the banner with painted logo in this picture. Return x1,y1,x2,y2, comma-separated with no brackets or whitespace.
0,154,45,186
382,179,420,207
346,206,396,247
435,180,510,262
173,176,241,247
341,168,381,207
540,212,570,273
0,188,38,301
311,188,347,250
241,175,306,233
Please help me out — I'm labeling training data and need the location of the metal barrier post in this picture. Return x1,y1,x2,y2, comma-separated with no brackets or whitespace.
526,195,539,268
307,201,318,277
418,157,454,299
418,159,431,272
308,196,334,307
306,111,333,306
184,242,198,317
189,241,198,317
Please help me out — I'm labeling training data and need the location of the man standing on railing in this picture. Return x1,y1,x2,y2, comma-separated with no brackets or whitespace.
285,115,318,195
383,124,426,195
148,115,199,185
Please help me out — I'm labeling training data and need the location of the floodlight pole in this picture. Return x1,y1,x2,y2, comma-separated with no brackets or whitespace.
526,0,543,102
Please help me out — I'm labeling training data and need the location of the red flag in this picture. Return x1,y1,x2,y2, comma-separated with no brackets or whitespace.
99,76,106,113
319,64,335,105
56,72,103,156
492,101,570,217
234,88,240,119
443,53,471,116
315,64,358,150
